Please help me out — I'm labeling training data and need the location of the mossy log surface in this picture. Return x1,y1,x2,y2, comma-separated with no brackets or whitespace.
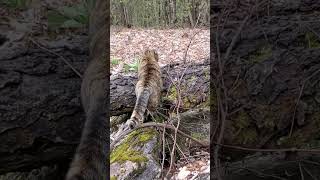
110,128,160,180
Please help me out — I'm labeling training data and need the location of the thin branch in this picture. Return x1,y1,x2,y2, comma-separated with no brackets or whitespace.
302,165,317,180
212,142,320,153
289,83,304,137
299,162,305,180
183,30,202,63
239,167,286,180
160,125,166,178
302,160,320,166
290,65,320,137
169,134,188,161
223,15,249,60
29,38,82,78
167,64,186,177
214,8,231,180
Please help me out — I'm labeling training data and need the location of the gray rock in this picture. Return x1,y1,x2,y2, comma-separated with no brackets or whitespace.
110,128,161,180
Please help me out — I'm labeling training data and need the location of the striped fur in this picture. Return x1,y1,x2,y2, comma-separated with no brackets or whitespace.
125,50,162,129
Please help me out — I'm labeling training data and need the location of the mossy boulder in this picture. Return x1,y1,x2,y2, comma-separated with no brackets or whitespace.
110,128,161,180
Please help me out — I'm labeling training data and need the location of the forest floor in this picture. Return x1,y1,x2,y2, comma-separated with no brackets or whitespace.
110,27,210,74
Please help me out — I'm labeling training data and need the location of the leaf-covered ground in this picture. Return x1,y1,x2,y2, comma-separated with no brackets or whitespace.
173,149,210,180
110,27,210,73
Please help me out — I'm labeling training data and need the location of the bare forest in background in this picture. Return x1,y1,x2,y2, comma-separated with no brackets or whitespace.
111,0,210,28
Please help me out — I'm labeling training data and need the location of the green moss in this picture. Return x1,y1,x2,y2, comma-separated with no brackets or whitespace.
236,128,257,144
123,60,139,72
110,143,147,164
188,75,197,83
232,111,257,144
111,176,117,180
138,130,156,142
110,129,156,164
277,134,305,147
191,132,206,140
304,140,320,149
111,58,120,66
264,118,275,129
249,46,272,63
183,97,192,108
305,32,320,48
278,112,320,147
3,0,30,9
204,69,210,80
235,111,250,129
152,114,165,123
167,86,177,101
198,97,210,108
254,105,276,130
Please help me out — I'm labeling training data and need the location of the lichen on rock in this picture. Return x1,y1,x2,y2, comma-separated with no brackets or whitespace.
110,128,161,180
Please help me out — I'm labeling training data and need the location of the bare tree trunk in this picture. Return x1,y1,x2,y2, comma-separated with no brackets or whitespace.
188,10,194,27
187,0,194,27
169,0,176,25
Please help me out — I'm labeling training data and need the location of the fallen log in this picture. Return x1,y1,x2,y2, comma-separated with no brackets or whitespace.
0,30,209,174
110,62,210,116
211,153,320,180
0,34,88,174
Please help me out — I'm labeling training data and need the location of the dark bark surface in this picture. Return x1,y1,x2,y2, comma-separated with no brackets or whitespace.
0,34,88,173
212,153,320,180
212,0,320,152
211,0,320,179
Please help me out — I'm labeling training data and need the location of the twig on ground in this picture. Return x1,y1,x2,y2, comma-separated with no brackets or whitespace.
161,125,166,178
289,83,304,137
214,8,231,180
169,134,189,161
299,162,305,180
238,167,286,180
179,152,209,160
302,165,317,180
290,66,320,137
183,29,203,63
223,15,249,60
302,160,320,166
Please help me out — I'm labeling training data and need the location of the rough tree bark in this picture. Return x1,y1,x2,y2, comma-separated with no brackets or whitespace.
212,0,320,153
211,0,320,178
0,34,88,175
211,153,320,180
